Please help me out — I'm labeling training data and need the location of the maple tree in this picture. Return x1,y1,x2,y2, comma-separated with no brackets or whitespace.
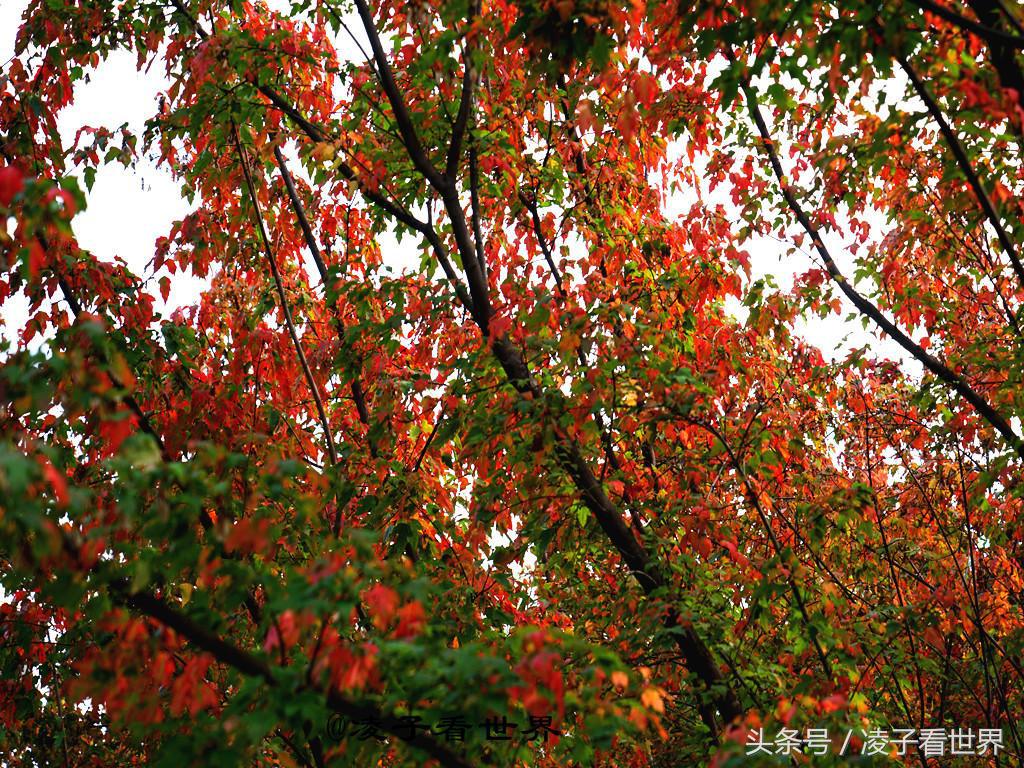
2,0,1024,765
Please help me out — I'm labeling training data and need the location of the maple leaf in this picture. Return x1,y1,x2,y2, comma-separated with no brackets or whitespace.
363,584,400,630
0,166,24,207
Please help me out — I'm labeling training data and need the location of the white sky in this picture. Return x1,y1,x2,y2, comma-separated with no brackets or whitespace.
0,0,912,369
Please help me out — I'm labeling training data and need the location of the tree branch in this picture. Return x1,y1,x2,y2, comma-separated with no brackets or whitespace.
117,586,477,768
519,190,565,296
30,229,170,461
273,145,376,447
907,0,1024,46
893,49,1024,292
351,0,491,327
232,124,339,468
468,141,487,281
352,0,445,189
446,54,474,179
732,49,1024,460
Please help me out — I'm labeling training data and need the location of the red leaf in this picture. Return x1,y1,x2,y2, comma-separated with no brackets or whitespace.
364,584,399,629
0,166,24,207
38,457,69,507
393,601,425,639
98,411,134,455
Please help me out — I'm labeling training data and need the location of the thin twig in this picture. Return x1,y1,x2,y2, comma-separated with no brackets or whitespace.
231,124,338,467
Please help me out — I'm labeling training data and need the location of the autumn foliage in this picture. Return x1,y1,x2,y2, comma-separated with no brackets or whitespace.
2,0,1024,765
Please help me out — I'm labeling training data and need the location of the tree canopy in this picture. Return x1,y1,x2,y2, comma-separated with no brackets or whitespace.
2,0,1024,765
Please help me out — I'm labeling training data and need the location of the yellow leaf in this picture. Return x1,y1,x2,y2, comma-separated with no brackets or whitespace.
312,142,335,162
641,687,664,713
110,354,136,389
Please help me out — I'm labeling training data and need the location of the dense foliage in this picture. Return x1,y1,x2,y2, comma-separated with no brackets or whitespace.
2,0,1024,765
